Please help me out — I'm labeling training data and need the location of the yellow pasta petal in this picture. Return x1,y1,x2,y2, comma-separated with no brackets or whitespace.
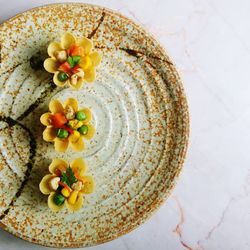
40,112,53,126
48,41,62,58
83,124,95,140
44,58,58,73
80,108,92,123
79,176,94,194
54,138,69,152
84,68,96,83
64,98,78,112
39,174,53,195
49,99,64,114
49,158,68,174
65,194,84,212
80,56,92,70
68,77,84,90
61,32,76,50
76,37,93,55
69,136,85,152
70,158,87,174
48,192,64,212
89,51,102,66
43,127,56,142
53,71,68,87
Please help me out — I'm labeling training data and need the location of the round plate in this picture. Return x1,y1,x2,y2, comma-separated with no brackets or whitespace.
0,3,189,248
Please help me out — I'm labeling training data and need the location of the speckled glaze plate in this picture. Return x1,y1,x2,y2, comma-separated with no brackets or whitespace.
0,3,189,248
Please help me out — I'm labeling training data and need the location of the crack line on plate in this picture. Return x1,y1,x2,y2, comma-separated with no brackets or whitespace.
0,116,36,220
88,11,106,39
95,45,173,65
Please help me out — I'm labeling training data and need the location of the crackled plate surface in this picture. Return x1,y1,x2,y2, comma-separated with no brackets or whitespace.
0,3,189,248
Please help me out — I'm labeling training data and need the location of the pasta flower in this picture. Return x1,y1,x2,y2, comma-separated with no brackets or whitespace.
40,98,95,152
44,32,101,90
39,158,94,212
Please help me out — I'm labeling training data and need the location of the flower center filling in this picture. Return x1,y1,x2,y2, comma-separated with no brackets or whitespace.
55,45,86,84
49,166,85,206
51,107,89,140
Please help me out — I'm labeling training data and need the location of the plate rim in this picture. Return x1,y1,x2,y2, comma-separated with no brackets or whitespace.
0,2,190,248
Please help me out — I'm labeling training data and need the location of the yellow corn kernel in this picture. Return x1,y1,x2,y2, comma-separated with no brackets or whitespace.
75,121,83,129
68,119,83,129
70,130,81,143
68,119,77,129
61,187,70,197
68,190,78,205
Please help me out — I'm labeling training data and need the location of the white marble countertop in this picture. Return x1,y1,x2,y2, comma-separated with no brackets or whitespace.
0,0,249,249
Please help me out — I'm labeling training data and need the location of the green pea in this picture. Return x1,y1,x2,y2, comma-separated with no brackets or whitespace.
53,194,65,206
76,111,87,121
57,72,69,82
78,125,88,135
57,128,69,138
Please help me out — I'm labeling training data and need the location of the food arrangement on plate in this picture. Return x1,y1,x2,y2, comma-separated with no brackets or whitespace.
40,98,95,152
44,32,101,89
39,158,94,212
37,32,100,211
0,3,189,248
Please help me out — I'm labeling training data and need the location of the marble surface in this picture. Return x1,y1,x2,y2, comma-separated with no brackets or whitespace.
0,0,249,249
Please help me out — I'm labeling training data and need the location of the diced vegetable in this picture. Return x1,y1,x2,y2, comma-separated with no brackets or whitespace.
54,168,61,176
67,55,81,69
49,176,60,191
72,181,83,191
67,56,75,68
72,56,81,65
54,50,67,62
78,125,88,135
68,119,83,129
59,61,71,72
62,125,74,134
53,193,65,205
76,111,86,121
61,167,77,187
69,45,83,56
70,74,79,85
64,105,75,120
75,69,85,78
61,187,70,197
52,113,67,128
59,181,72,192
73,169,80,179
57,72,69,82
68,190,78,205
71,65,80,74
57,128,69,138
70,130,81,142
54,164,67,176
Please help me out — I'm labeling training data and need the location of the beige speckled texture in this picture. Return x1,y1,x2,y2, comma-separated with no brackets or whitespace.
0,3,189,248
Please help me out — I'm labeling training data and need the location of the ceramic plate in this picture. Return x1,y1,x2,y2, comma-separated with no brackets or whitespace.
0,3,189,248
